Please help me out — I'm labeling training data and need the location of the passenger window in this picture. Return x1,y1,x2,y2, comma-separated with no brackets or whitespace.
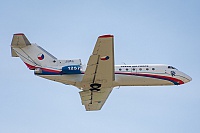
139,68,142,71
126,68,129,71
132,68,135,71
119,68,122,71
146,68,149,71
152,68,155,70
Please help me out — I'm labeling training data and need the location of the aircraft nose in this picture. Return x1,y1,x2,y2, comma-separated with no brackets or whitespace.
184,74,192,83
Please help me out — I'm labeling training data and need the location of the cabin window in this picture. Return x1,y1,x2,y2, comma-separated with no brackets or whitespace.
126,68,129,71
146,68,149,71
139,68,142,71
152,68,155,70
132,68,135,71
119,68,122,71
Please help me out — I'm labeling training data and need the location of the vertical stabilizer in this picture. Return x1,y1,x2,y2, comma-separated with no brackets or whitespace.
11,33,57,70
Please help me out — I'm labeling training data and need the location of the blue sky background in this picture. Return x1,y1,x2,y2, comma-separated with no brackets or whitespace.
1,0,200,133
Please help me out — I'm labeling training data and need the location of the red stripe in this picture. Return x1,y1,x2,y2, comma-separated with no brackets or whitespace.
115,72,184,85
14,33,24,35
24,62,36,70
99,35,113,38
137,73,184,85
24,63,61,73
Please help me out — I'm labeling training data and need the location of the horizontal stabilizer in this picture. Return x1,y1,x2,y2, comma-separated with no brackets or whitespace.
11,33,31,48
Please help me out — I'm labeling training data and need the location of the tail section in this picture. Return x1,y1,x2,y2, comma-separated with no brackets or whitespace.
11,33,57,70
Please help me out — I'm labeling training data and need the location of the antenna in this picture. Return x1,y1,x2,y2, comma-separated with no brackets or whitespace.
122,62,126,65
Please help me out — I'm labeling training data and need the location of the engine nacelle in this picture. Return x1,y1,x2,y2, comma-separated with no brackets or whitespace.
62,65,81,74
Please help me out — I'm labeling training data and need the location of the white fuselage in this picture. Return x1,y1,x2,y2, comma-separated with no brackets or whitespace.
37,64,192,89
113,64,190,86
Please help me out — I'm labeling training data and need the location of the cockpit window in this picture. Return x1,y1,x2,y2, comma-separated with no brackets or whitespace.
168,66,178,70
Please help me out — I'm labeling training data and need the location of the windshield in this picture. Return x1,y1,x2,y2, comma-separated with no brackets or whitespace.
168,66,178,70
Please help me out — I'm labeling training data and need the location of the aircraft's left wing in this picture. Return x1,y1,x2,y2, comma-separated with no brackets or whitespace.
81,35,115,89
80,35,115,111
79,87,113,111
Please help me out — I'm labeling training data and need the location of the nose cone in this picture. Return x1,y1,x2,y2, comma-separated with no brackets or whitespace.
176,71,192,85
185,74,192,83
182,73,192,84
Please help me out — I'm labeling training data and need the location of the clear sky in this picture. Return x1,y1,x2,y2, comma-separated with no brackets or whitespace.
1,0,200,133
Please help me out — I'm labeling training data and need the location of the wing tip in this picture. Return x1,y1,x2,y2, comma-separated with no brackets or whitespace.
14,33,24,36
99,34,113,38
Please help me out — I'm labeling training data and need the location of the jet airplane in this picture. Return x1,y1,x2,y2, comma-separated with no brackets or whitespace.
11,33,192,111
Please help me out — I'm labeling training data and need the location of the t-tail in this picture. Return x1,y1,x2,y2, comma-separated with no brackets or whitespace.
11,33,59,69
11,33,82,74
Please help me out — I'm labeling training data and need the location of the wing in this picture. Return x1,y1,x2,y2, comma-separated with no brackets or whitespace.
79,87,113,111
80,35,115,111
81,35,115,89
